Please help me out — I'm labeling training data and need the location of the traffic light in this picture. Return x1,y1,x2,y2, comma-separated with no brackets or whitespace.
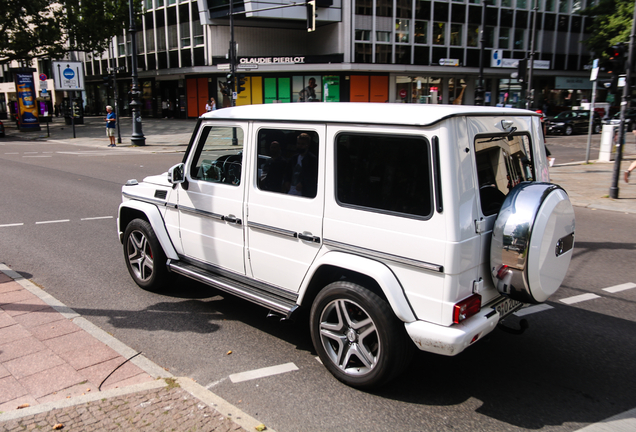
237,74,247,94
606,43,626,94
102,75,112,88
226,73,234,96
517,58,528,83
306,0,316,32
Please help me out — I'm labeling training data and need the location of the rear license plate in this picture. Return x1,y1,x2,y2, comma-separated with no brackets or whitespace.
493,297,523,320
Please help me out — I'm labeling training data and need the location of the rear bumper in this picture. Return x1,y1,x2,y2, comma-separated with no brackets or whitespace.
404,304,502,356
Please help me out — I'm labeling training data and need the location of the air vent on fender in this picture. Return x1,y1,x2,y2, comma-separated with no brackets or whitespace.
154,190,168,199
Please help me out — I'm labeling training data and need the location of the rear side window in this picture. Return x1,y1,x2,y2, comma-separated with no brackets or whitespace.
475,133,534,215
336,133,433,218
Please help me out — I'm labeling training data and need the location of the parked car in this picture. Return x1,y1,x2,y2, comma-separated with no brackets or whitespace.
0,120,4,137
608,108,636,132
546,110,602,135
118,104,575,389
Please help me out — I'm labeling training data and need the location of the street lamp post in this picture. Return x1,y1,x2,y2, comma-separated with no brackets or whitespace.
525,2,538,110
128,0,145,146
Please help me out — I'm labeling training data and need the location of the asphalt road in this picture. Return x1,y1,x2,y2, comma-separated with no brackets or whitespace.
1,137,635,431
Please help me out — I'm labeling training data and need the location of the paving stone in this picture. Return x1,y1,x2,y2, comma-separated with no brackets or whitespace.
0,279,19,292
2,297,50,318
2,348,65,380
29,317,81,341
56,340,121,371
0,336,47,363
42,329,99,355
12,306,64,329
0,376,29,404
18,363,86,399
78,357,149,390
0,289,39,307
0,312,17,330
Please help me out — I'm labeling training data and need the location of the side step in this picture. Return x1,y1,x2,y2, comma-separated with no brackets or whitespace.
167,260,299,318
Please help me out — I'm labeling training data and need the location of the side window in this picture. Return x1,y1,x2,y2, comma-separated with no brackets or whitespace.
336,133,433,219
190,126,244,186
256,128,319,198
475,133,534,215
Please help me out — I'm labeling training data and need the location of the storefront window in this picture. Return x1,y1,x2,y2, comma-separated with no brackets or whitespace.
448,77,467,104
450,23,463,45
415,21,428,44
497,79,524,107
396,19,410,43
293,76,322,102
396,76,443,104
433,22,445,45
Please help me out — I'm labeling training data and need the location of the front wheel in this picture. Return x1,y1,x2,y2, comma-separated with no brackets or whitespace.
123,219,169,291
594,123,602,134
564,125,574,136
310,281,412,389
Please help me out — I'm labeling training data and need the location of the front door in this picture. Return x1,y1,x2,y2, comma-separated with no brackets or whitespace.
246,124,325,291
179,123,247,275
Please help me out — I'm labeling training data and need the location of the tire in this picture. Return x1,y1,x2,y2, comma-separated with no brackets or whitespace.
123,219,170,292
594,123,602,134
564,125,573,136
310,281,412,389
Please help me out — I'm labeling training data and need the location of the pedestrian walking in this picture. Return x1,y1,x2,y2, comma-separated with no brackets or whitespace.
105,105,117,147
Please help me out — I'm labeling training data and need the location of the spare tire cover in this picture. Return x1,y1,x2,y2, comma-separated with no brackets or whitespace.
490,182,575,304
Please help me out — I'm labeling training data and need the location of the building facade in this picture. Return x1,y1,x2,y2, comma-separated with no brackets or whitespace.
0,0,608,121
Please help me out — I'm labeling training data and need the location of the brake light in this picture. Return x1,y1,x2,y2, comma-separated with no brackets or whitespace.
452,294,482,324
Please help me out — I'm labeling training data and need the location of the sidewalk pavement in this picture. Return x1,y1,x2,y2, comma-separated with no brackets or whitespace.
0,264,270,432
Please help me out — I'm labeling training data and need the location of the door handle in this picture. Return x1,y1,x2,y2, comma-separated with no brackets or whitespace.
223,215,242,225
297,232,320,243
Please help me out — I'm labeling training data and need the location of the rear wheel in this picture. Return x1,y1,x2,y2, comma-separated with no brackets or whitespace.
310,281,412,389
123,219,169,292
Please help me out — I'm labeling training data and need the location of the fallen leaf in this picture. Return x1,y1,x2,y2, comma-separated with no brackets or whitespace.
17,403,30,409
255,424,267,431
52,424,64,430
226,350,232,355
86,388,91,392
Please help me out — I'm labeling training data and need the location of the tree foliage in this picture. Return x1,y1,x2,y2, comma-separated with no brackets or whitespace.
0,0,142,64
583,0,634,59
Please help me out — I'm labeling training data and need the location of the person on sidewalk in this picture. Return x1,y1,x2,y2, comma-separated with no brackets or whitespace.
105,105,117,147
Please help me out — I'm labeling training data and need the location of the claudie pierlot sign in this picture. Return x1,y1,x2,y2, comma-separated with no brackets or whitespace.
240,57,306,65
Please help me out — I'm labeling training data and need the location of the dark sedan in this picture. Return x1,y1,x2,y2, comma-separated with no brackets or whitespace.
608,108,636,132
547,110,602,136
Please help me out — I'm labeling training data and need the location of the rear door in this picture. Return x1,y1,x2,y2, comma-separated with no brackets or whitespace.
245,124,325,291
178,122,247,275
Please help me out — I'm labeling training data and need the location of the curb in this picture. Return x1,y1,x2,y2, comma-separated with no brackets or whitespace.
0,263,273,432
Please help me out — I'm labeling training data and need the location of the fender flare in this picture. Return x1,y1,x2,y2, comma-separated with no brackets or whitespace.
302,251,417,323
118,200,179,260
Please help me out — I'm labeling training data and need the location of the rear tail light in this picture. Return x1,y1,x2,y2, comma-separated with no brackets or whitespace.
453,294,482,324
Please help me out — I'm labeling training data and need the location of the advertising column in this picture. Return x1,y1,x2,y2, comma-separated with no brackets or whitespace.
13,68,40,132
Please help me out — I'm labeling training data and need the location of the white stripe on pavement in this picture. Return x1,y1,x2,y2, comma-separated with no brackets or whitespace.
560,293,601,305
514,304,554,317
81,216,114,221
603,283,636,293
0,223,24,228
575,407,636,431
35,219,70,225
229,362,298,383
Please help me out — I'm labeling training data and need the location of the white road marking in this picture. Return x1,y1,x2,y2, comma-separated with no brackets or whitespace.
575,406,636,431
35,219,70,225
229,362,298,383
4,152,19,154
23,155,52,158
23,152,38,154
81,216,114,221
0,223,24,228
603,283,636,293
205,377,228,389
514,304,554,317
560,293,601,304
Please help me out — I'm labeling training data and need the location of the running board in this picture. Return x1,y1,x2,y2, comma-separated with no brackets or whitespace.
167,260,299,318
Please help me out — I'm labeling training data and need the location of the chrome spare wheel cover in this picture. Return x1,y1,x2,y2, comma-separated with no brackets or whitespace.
319,299,380,376
490,182,575,304
127,229,154,282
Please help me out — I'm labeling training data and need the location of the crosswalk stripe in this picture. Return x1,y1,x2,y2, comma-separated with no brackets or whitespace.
603,283,636,293
560,293,601,304
229,362,298,383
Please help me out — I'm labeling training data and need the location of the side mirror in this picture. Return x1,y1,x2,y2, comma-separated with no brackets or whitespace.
168,163,185,184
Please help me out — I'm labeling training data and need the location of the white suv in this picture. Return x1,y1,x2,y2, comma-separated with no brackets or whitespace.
118,103,575,388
